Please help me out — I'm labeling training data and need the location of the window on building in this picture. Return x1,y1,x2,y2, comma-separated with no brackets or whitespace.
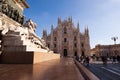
74,51,78,57
74,36,77,41
81,43,84,47
54,44,56,48
82,51,85,56
54,37,56,41
64,27,67,34
48,44,50,48
74,43,77,47
64,38,67,42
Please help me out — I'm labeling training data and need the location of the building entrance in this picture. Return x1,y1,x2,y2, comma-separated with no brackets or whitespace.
81,51,85,57
74,51,78,57
63,49,67,57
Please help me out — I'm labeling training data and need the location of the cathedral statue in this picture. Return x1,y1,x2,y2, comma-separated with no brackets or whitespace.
19,16,24,24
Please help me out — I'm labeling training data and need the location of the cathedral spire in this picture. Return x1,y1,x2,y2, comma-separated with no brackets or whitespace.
58,17,62,24
68,16,72,23
51,24,54,31
43,26,47,36
85,25,89,36
43,26,46,31
77,22,80,32
70,16,72,22
42,26,47,42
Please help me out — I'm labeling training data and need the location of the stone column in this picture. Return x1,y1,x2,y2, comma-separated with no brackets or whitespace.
77,23,81,57
50,25,54,51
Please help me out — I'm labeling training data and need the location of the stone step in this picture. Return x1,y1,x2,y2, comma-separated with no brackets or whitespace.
7,31,20,35
3,35,21,41
2,33,44,52
3,45,26,52
3,41,41,52
22,39,33,45
3,40,23,46
25,44,41,51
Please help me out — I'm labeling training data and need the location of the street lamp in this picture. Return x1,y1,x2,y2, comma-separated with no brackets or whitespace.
111,37,118,44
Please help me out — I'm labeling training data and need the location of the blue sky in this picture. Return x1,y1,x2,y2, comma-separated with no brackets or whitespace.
24,0,120,48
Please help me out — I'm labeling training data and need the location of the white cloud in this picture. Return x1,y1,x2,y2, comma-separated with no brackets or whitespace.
109,0,120,4
88,0,120,48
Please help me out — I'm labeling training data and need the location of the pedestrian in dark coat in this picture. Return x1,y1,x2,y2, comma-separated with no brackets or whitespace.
117,55,120,63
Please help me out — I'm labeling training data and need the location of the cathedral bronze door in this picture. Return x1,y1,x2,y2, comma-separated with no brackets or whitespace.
63,49,67,57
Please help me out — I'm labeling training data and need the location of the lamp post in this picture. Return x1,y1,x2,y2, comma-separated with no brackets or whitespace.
111,37,118,44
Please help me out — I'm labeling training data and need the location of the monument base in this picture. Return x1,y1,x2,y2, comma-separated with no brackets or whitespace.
0,12,60,64
0,51,60,64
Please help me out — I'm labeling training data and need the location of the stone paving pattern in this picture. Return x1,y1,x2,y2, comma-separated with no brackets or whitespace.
85,63,120,80
0,58,84,80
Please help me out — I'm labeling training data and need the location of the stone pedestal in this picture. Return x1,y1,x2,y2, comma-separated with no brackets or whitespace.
1,51,60,64
0,31,60,64
0,12,60,64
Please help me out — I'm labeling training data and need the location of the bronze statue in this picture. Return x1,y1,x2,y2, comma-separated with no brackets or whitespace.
12,9,20,22
2,1,8,15
20,16,25,24
0,0,5,3
10,7,14,19
8,5,12,18
0,0,5,12
0,0,24,24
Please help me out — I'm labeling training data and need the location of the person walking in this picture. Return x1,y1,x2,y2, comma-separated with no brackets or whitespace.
112,56,117,64
117,55,120,63
86,56,90,65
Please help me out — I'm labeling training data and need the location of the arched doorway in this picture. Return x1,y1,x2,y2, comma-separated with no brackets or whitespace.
74,51,78,57
63,49,67,57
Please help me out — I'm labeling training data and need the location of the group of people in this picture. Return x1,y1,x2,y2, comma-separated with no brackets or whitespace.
100,55,120,64
0,0,24,24
75,55,120,65
75,56,90,65
97,55,120,64
111,55,120,64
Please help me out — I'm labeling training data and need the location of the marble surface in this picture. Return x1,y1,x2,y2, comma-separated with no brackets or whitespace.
0,58,84,80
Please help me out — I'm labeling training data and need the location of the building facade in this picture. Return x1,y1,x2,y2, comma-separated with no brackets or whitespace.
42,17,90,57
93,44,120,57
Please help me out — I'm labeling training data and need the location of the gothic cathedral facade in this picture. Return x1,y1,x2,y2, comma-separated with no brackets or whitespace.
43,17,90,57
